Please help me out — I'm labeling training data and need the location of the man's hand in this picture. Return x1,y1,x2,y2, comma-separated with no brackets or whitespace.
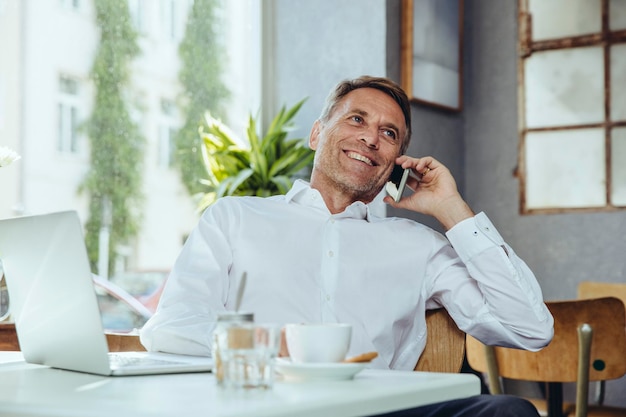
383,155,474,230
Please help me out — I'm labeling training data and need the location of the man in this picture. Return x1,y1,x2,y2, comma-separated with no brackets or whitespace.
140,76,553,417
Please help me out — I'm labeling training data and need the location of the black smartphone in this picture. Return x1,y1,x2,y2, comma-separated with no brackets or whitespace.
385,165,410,202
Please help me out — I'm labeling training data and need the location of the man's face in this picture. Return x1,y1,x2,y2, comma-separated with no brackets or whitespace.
309,88,407,203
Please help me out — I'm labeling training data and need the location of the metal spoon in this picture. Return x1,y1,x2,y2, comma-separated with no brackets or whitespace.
235,271,247,311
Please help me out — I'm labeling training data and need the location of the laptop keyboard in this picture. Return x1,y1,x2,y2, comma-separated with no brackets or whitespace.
109,353,185,368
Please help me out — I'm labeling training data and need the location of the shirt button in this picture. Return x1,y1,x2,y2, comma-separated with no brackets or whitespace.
328,250,334,257
330,218,335,224
326,295,331,301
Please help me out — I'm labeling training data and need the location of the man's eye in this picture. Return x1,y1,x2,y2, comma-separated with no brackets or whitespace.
383,129,397,140
351,115,363,123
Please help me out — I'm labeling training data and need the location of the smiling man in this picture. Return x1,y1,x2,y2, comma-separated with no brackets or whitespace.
141,76,553,417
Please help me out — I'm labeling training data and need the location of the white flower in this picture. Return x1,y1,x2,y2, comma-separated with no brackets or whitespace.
0,146,21,168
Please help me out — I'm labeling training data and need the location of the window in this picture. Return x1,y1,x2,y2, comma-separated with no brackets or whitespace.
158,99,177,169
128,0,144,33
518,0,626,213
160,0,179,41
58,75,80,154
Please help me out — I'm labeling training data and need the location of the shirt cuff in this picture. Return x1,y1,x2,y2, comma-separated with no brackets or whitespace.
445,212,506,263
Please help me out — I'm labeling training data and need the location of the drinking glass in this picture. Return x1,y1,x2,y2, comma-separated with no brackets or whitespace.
215,323,280,389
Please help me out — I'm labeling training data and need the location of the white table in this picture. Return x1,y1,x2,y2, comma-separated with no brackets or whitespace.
0,352,480,417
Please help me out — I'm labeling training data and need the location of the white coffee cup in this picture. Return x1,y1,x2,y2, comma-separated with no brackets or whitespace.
285,323,352,363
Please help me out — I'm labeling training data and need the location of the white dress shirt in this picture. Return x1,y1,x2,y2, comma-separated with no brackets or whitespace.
140,180,553,370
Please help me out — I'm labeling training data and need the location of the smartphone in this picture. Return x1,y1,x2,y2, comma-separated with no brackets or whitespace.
385,165,410,202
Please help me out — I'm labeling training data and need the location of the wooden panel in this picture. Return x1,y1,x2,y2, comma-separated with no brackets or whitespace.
105,332,146,352
467,297,626,382
2,324,146,353
414,308,465,373
0,323,20,351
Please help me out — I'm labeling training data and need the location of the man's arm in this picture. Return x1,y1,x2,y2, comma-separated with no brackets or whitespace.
386,155,554,349
140,207,232,355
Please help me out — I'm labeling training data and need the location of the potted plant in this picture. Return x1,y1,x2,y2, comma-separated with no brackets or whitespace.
197,99,314,210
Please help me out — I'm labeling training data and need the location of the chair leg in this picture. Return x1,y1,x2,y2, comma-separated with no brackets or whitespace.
546,382,564,417
575,323,593,417
485,345,503,395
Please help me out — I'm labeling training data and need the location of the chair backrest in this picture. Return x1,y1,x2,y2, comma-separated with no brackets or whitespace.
467,298,626,417
466,297,626,383
414,308,465,373
578,281,626,313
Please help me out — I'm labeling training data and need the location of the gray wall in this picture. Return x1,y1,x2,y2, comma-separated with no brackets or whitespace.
269,0,626,406
270,0,388,144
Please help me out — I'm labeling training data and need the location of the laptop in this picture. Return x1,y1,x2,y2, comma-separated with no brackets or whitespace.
0,210,213,376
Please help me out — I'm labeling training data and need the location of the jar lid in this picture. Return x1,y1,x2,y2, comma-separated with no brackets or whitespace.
216,311,254,322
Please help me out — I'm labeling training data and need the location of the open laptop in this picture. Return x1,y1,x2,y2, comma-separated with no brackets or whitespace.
0,210,213,376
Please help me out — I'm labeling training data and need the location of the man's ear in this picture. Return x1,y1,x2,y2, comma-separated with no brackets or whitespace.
309,120,321,151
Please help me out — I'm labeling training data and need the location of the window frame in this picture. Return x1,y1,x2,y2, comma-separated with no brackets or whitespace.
518,0,626,214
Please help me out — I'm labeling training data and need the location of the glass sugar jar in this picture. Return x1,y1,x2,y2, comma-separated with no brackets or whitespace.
212,311,254,384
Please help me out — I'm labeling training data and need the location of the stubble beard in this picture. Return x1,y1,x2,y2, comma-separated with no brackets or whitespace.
315,157,387,203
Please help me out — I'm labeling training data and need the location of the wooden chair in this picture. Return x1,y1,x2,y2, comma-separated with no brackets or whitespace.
415,308,466,373
577,281,626,407
466,298,626,417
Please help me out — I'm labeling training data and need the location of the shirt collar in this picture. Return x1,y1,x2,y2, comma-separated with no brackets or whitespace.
286,180,373,221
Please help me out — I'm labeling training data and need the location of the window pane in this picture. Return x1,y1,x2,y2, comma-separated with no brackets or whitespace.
526,128,606,209
411,0,460,109
611,44,626,122
525,47,604,128
611,127,626,206
59,76,78,95
70,106,78,152
128,0,145,33
528,0,601,40
610,0,626,30
58,103,64,151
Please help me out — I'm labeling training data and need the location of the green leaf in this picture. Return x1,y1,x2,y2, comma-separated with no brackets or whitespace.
227,168,254,195
270,175,294,195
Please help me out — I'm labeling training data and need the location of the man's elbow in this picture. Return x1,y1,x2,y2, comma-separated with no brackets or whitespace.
522,319,555,352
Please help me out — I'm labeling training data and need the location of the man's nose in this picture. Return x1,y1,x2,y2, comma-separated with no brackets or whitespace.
359,131,379,149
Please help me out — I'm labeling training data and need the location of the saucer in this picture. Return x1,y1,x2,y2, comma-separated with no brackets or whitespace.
274,358,367,381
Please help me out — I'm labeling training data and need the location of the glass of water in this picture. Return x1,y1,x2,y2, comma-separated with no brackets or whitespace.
215,323,281,389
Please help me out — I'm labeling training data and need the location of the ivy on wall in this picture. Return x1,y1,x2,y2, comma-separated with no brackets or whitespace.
175,0,230,196
81,0,144,275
